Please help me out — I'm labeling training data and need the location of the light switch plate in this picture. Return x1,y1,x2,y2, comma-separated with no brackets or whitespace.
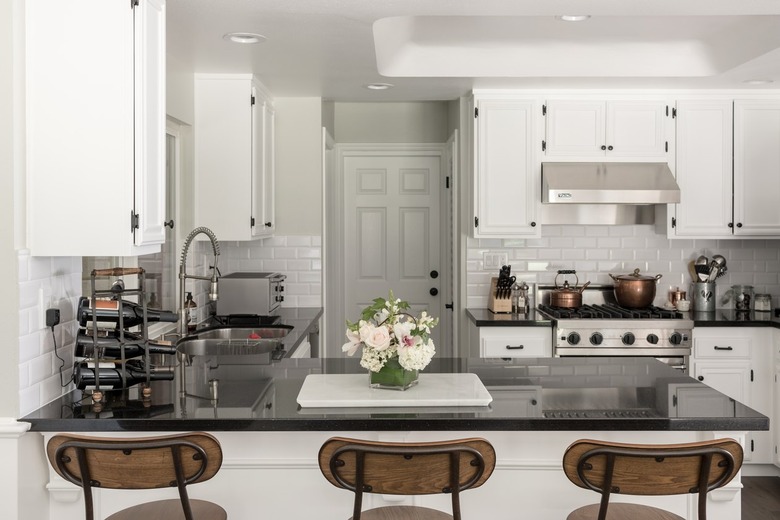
483,251,509,270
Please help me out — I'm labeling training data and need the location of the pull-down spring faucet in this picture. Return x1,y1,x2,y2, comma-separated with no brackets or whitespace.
179,227,221,336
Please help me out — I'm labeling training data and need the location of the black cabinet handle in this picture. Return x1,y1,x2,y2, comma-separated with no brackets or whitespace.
505,345,525,350
714,346,733,351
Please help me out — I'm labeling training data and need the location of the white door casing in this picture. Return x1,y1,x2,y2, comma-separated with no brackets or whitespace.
338,146,448,355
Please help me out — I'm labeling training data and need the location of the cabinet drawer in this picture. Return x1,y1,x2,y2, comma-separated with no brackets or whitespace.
479,327,552,358
694,337,751,359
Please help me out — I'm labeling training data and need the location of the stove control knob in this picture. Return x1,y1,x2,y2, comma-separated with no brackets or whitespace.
622,332,635,346
647,334,659,345
567,332,581,345
589,332,603,345
669,332,683,345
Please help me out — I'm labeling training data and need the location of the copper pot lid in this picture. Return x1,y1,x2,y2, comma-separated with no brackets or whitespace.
610,268,662,282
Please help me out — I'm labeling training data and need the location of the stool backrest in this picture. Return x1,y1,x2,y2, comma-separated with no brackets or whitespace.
563,438,743,520
319,437,495,520
47,432,223,520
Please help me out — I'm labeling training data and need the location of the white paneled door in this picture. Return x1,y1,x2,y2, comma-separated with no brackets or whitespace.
343,153,443,349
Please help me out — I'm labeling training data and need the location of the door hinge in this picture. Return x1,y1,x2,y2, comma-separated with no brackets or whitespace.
542,104,547,116
672,394,677,407
666,105,669,116
474,216,479,228
751,439,755,452
751,369,754,382
445,302,454,310
251,95,256,106
446,176,450,189
251,216,256,227
672,107,677,118
130,211,139,232
474,107,479,118
130,0,139,8
671,217,677,228
542,140,546,152
665,141,669,152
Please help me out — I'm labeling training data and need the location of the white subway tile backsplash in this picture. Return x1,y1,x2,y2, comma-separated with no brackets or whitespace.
467,224,780,308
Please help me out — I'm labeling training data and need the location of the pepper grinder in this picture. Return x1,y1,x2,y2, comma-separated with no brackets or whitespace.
511,283,525,314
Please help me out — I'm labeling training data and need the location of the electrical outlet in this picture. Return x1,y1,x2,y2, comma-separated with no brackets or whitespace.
483,251,509,270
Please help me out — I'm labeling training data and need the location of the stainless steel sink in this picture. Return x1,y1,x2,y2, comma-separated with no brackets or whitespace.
176,325,293,360
196,325,292,341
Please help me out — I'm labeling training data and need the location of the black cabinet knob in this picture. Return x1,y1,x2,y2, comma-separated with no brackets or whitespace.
430,270,439,279
698,376,704,381
728,223,734,228
430,288,438,296
737,223,743,228
601,145,607,150
530,221,537,227
264,222,272,227
607,145,614,151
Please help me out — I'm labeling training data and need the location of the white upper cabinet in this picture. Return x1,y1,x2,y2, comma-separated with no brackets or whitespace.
26,0,166,256
734,100,780,236
544,100,671,159
670,100,733,237
194,75,275,241
472,97,541,238
670,99,780,238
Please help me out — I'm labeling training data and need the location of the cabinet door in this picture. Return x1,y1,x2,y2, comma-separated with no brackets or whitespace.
606,101,669,157
251,89,275,238
672,100,733,237
194,75,254,240
473,98,540,237
133,0,167,247
734,100,780,236
692,363,751,407
545,101,605,156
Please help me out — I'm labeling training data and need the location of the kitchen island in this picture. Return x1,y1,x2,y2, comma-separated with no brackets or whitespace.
22,357,765,520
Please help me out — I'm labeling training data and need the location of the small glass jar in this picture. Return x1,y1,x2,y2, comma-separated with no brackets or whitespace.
755,294,772,312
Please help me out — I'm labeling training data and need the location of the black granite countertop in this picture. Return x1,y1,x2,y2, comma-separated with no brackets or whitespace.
466,308,552,327
21,356,767,433
687,309,780,328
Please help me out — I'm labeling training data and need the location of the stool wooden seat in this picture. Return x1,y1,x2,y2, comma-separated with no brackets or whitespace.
47,432,226,520
319,437,496,520
562,438,743,520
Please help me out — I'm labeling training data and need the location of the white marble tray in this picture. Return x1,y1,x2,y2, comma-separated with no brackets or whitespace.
296,373,492,408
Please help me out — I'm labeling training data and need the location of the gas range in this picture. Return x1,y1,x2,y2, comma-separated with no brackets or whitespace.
536,286,693,365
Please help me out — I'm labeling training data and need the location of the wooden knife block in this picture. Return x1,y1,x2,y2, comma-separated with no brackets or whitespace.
488,277,513,314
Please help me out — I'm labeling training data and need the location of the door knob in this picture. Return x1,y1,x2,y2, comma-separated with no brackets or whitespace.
430,288,438,296
430,270,439,279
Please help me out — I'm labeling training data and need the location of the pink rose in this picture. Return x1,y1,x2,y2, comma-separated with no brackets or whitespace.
364,325,392,351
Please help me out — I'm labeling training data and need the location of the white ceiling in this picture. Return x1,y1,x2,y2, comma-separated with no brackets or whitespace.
167,0,780,101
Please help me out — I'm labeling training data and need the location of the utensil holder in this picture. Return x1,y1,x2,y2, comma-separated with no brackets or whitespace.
691,282,716,312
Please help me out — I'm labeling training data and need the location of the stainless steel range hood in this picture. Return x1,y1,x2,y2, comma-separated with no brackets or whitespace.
542,162,681,205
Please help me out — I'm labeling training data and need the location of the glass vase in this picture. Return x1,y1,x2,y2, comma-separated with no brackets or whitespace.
368,357,419,391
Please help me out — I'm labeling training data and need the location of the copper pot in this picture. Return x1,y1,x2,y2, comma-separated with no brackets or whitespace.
609,268,663,308
550,271,591,308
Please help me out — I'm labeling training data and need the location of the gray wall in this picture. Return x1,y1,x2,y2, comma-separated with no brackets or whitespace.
334,102,450,143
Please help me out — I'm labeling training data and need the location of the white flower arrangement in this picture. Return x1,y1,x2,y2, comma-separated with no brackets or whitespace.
342,292,439,372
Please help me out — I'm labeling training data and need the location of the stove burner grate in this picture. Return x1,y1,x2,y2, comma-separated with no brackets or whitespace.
538,303,682,320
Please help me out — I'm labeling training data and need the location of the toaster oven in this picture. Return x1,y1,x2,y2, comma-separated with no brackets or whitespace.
217,272,286,316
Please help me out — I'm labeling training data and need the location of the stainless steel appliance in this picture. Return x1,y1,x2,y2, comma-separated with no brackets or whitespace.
537,285,692,372
218,272,286,316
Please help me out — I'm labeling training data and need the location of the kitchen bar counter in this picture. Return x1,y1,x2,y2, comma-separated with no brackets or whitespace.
21,356,767,433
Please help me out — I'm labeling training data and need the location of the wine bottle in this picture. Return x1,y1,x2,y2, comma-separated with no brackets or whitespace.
75,329,177,358
73,360,175,390
77,296,178,328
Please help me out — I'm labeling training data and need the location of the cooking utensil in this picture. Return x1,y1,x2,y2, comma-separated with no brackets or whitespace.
609,268,662,308
706,260,720,282
695,255,709,267
550,270,590,308
687,260,698,282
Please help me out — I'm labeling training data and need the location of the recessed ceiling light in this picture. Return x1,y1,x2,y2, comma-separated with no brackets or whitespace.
557,15,591,22
223,32,267,44
743,79,774,85
365,83,394,90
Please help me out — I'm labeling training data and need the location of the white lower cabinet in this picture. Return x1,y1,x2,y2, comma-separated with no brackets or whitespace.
474,326,553,358
774,329,780,467
691,327,773,463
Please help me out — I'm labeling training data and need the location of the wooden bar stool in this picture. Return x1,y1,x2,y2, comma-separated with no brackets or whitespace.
47,432,226,520
319,437,496,520
562,438,743,520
